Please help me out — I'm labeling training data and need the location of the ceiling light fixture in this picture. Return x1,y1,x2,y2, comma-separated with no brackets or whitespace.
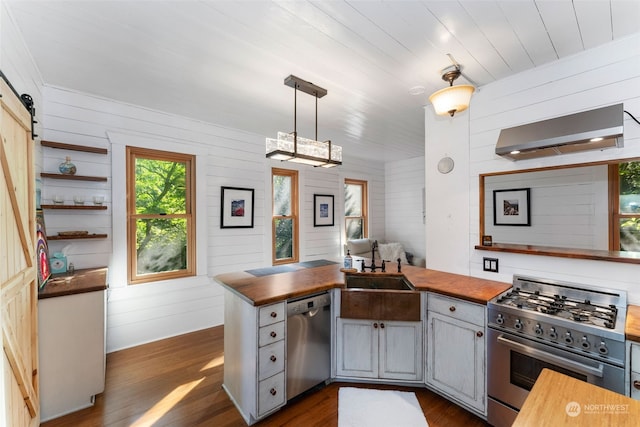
266,75,342,168
429,66,475,117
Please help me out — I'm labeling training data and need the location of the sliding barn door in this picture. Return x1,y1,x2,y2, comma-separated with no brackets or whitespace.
1,77,39,426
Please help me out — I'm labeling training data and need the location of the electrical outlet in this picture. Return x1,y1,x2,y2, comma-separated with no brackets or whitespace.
483,257,499,272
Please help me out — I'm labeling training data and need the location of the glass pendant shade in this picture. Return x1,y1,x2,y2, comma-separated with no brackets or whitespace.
429,84,475,116
265,75,342,167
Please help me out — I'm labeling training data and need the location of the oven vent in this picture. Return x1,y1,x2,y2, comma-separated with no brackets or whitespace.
495,104,624,161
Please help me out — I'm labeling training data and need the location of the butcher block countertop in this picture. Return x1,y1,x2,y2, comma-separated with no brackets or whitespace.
513,369,640,426
214,259,511,306
38,267,108,299
626,304,640,342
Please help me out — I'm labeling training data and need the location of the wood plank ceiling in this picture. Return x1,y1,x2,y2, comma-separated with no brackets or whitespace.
5,1,640,163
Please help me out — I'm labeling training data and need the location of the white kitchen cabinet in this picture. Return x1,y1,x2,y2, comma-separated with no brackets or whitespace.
336,317,423,381
426,293,486,415
223,290,286,425
38,272,107,422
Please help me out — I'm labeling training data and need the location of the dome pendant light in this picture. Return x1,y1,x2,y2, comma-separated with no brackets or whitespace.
429,67,475,117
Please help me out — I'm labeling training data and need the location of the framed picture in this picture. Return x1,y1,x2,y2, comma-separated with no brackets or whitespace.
493,188,531,226
36,209,51,288
221,186,254,228
314,194,334,227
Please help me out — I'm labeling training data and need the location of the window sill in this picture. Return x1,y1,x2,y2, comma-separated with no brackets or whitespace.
474,243,640,265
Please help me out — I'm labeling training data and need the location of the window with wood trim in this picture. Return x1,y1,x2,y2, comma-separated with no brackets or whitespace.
272,168,299,265
610,161,640,252
345,178,368,240
126,147,196,284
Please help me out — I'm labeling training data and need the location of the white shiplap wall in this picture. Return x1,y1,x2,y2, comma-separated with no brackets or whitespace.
426,33,640,304
39,85,385,351
385,156,426,260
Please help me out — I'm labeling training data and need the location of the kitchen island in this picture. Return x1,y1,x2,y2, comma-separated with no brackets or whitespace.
513,369,640,426
215,260,511,425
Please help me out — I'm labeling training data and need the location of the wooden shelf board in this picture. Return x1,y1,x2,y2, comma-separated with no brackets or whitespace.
41,140,108,155
40,172,107,182
41,204,108,210
47,234,108,241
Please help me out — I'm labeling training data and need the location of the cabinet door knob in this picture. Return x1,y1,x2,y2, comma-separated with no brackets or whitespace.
373,322,378,329
270,331,277,338
380,322,385,329
270,312,278,318
476,331,483,338
270,355,277,362
270,388,277,396
634,380,640,390
449,306,456,312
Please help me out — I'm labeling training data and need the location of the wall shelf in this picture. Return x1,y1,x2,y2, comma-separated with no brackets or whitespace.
47,234,108,241
41,140,108,155
41,204,107,211
40,172,108,182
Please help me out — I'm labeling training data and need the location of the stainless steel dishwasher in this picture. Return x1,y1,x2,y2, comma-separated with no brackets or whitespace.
286,291,331,400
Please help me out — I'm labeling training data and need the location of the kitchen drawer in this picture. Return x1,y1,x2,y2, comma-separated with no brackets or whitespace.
258,341,285,381
258,321,285,347
259,302,286,327
631,342,640,371
257,371,285,416
428,293,485,326
631,371,640,400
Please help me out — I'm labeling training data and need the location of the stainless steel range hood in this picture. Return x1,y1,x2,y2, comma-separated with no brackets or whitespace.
495,103,624,161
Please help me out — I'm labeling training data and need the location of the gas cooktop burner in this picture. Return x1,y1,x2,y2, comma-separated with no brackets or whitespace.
497,288,618,329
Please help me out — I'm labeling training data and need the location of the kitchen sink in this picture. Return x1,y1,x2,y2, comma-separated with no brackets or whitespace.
344,274,414,291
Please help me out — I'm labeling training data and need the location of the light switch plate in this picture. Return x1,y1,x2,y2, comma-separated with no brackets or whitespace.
483,257,499,272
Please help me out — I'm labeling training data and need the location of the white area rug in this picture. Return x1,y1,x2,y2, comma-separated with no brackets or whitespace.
338,387,429,427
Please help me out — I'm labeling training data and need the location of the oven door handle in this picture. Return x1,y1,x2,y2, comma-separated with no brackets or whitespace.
496,335,604,378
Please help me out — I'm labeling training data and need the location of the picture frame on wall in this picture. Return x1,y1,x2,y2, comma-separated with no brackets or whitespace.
493,188,531,226
314,194,334,227
221,186,254,228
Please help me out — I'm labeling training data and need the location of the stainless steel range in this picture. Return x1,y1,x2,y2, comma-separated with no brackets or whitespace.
487,275,627,427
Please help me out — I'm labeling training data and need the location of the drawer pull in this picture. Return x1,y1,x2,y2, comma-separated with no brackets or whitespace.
380,322,385,329
270,331,277,338
270,388,277,396
373,322,378,329
270,312,278,318
634,380,640,390
477,331,484,338
270,355,277,362
449,306,456,312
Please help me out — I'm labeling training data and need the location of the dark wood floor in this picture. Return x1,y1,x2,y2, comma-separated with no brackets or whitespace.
41,326,489,427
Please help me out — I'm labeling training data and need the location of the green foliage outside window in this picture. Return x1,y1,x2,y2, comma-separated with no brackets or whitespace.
135,158,188,274
619,162,640,251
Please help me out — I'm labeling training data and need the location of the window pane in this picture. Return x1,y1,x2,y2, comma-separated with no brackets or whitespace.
345,184,362,216
136,218,187,274
275,218,293,259
273,175,291,216
620,218,640,251
135,158,186,214
346,218,363,240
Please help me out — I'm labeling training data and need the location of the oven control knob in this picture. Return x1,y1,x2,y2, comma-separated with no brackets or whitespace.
564,332,574,345
496,314,504,325
514,319,523,331
597,341,609,355
548,327,558,340
534,324,543,336
581,336,591,350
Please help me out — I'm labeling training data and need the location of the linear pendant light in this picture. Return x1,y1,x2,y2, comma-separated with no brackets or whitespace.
266,75,342,168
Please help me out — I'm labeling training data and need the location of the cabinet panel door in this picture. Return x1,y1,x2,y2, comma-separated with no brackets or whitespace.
336,318,378,378
427,312,485,413
379,321,423,381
